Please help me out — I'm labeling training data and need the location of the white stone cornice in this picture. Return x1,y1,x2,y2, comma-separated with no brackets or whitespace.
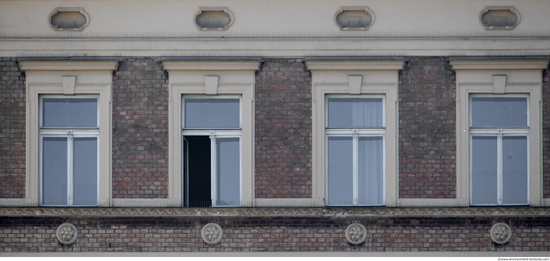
2,207,550,218
18,61,119,71
162,61,261,71
306,61,405,71
449,60,549,70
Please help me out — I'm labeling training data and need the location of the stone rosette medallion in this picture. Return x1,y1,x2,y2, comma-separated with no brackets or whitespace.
345,223,367,244
201,223,223,244
56,223,78,244
490,222,512,244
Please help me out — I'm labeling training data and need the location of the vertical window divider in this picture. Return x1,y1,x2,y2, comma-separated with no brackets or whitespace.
497,129,503,205
67,131,74,206
210,131,217,207
352,129,359,206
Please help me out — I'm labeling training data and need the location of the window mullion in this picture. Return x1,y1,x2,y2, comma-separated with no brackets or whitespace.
67,132,74,206
352,130,358,206
497,130,503,205
210,132,217,207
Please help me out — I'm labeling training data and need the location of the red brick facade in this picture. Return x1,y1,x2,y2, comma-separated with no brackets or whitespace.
398,57,457,198
255,58,312,198
0,58,25,198
1,216,548,252
112,58,169,198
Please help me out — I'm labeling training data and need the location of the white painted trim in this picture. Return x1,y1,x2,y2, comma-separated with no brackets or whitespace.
163,61,260,71
10,61,117,207
19,61,118,71
254,198,324,207
308,61,402,207
450,60,548,207
112,198,178,207
165,61,258,207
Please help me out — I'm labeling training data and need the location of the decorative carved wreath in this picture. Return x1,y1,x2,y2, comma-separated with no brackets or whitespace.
490,222,512,244
201,223,223,244
56,223,78,244
345,223,367,244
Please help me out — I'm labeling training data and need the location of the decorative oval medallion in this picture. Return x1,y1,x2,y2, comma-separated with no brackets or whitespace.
194,7,234,31
56,223,78,244
490,222,512,244
345,223,367,244
49,7,90,31
201,223,223,244
335,7,375,31
479,6,520,30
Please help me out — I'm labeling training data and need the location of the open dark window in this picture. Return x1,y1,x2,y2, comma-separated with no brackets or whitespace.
182,97,241,207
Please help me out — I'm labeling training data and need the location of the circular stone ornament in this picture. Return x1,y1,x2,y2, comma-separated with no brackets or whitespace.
56,223,78,244
345,223,367,244
201,223,223,244
490,222,512,244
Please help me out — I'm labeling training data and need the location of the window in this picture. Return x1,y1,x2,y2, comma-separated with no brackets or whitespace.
451,59,548,207
18,61,116,207
307,60,404,207
182,97,241,207
164,61,259,207
469,96,529,205
40,97,99,206
325,96,385,206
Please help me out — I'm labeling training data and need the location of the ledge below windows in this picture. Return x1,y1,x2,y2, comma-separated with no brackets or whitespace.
1,207,549,218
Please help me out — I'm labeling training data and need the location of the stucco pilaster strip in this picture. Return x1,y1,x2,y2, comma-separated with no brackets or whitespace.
1,207,550,218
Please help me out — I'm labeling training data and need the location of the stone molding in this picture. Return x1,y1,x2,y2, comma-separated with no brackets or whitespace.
48,7,90,31
56,223,79,244
490,222,512,244
2,207,550,218
345,223,367,244
201,223,223,244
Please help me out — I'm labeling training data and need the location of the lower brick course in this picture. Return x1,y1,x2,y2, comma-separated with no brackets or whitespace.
0,217,548,252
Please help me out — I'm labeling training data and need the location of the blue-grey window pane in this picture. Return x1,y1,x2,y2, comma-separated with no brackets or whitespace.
43,137,67,206
502,136,528,205
184,99,240,129
327,137,353,205
216,138,240,206
358,137,384,206
327,98,383,128
73,138,98,206
43,98,97,127
471,97,527,127
471,136,498,205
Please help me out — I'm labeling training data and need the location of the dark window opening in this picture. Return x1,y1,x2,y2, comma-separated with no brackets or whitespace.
183,136,211,207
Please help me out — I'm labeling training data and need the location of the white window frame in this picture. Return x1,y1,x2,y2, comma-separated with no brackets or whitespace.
324,95,386,206
307,61,404,207
181,95,243,207
159,61,259,208
39,95,100,206
9,61,117,207
451,60,548,207
468,94,530,206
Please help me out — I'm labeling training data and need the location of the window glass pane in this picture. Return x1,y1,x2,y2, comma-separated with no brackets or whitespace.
43,98,97,127
327,137,353,205
43,137,67,205
184,99,240,129
471,136,498,205
327,98,383,128
216,138,240,206
73,138,98,206
502,136,528,205
358,137,384,205
471,97,527,127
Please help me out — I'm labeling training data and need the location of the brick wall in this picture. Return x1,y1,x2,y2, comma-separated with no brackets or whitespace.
543,69,550,198
1,216,548,252
0,58,25,198
255,58,312,198
398,57,457,199
112,58,169,198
